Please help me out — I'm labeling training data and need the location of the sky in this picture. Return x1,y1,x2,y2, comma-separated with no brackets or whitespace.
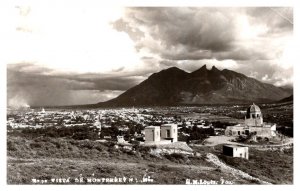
4,0,293,107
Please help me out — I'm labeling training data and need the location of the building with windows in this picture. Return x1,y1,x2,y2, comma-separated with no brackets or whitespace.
225,103,276,138
145,126,161,142
161,124,178,142
223,145,249,160
145,124,178,144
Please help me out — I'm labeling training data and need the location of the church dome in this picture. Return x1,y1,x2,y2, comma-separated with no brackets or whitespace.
247,103,261,114
245,103,263,125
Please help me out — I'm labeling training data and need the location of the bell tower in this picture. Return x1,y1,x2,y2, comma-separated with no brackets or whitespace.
245,103,263,126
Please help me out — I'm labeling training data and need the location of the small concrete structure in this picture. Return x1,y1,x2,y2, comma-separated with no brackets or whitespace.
117,135,125,143
223,145,249,160
161,124,178,142
145,126,160,142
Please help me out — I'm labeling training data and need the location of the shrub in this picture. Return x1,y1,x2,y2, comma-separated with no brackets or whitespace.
165,153,186,163
264,137,269,142
79,141,94,149
159,165,172,171
135,145,151,153
170,153,185,160
7,141,17,151
94,144,105,152
52,141,61,149
256,136,262,141
147,163,156,168
34,136,52,143
126,150,136,156
29,142,42,149
96,166,114,174
104,141,115,148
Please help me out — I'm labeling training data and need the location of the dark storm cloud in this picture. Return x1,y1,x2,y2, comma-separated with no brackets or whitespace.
7,70,94,91
160,48,212,61
124,7,237,52
92,77,140,91
115,7,292,62
212,47,272,61
7,68,96,106
60,76,142,91
8,63,143,90
7,63,140,106
110,7,293,89
159,47,270,61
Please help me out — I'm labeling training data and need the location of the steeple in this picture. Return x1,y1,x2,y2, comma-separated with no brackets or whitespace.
245,103,263,126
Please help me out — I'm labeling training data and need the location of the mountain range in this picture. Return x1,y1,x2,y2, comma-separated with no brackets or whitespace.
96,65,291,107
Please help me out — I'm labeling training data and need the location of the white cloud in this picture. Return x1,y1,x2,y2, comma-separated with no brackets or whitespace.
4,0,143,74
262,74,269,81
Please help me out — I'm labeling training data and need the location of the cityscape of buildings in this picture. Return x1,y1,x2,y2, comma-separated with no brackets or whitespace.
7,107,218,143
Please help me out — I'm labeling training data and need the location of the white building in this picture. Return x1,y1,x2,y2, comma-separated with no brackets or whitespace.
161,124,178,142
145,126,161,142
223,145,249,160
117,135,125,143
144,124,178,144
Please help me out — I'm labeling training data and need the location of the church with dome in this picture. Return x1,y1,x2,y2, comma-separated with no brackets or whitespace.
225,103,277,138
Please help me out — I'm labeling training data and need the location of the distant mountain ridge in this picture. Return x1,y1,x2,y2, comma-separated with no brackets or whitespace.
97,65,291,107
277,95,293,103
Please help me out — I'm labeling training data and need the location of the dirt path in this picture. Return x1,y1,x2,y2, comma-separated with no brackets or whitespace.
201,136,234,146
206,153,270,184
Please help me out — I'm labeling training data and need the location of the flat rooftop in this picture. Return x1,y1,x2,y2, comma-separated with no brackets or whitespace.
223,144,248,148
145,126,160,129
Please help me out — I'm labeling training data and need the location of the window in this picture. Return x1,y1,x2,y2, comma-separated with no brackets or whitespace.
167,130,170,138
152,130,155,140
252,114,255,118
245,130,250,135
